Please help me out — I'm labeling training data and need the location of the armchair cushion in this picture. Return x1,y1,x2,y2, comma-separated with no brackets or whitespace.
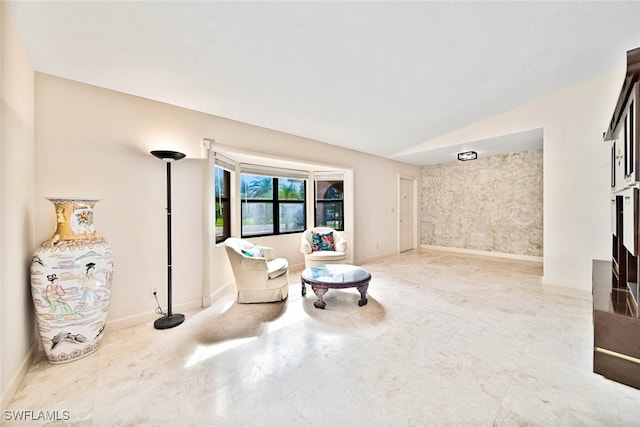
267,258,288,279
305,250,346,263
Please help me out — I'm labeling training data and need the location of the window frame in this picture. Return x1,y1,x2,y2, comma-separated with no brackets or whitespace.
314,179,345,231
240,174,307,238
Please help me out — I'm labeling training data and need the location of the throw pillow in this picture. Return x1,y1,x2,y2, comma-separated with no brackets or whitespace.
311,231,335,252
242,245,264,258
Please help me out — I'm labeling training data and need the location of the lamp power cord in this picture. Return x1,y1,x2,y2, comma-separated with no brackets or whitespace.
153,290,166,316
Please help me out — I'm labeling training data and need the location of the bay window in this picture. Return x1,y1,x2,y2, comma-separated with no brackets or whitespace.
241,171,306,237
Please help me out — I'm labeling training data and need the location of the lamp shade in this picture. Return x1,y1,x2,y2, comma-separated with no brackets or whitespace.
150,150,186,162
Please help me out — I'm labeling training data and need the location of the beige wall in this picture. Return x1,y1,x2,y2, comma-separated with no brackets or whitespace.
0,1,36,411
34,73,422,329
404,70,621,289
421,149,543,257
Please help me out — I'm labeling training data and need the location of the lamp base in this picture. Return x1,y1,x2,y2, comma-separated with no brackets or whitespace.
153,313,185,330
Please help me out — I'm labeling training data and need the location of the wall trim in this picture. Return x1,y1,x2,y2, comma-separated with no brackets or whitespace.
421,244,543,263
60,280,243,350
208,280,235,304
356,250,398,266
541,275,590,292
106,298,203,332
1,339,38,411
289,262,306,273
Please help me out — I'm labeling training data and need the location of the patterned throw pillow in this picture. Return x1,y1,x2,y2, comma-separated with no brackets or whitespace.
241,245,264,258
311,231,335,252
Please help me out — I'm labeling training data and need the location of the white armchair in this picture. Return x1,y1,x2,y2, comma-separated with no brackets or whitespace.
300,227,347,268
224,238,289,303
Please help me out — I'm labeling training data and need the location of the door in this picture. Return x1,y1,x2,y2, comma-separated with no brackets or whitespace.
399,177,415,252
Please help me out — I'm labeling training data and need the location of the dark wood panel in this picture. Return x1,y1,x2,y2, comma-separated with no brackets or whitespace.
594,350,640,389
594,310,640,359
605,47,640,141
617,195,627,287
593,260,640,389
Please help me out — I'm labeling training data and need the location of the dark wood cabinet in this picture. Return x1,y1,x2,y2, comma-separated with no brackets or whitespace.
596,46,640,388
593,260,640,388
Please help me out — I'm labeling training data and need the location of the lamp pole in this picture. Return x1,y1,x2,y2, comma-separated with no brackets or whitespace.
151,150,186,329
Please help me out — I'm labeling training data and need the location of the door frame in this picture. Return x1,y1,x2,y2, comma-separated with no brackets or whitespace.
397,174,418,252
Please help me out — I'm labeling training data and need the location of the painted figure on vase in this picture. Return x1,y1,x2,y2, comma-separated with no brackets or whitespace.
77,262,101,310
43,274,74,320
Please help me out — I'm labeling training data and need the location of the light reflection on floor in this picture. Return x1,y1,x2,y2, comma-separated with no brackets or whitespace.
5,249,640,426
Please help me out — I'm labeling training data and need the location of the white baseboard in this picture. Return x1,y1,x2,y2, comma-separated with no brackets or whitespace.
207,280,235,304
288,262,306,273
105,298,204,332
541,275,590,293
1,339,38,411
357,250,398,266
421,245,543,263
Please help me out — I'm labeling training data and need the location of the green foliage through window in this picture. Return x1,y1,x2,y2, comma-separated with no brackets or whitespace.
214,166,231,243
241,174,306,237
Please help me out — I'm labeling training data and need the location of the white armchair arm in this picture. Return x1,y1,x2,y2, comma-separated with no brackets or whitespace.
240,256,268,271
300,239,312,255
334,233,347,253
258,245,276,261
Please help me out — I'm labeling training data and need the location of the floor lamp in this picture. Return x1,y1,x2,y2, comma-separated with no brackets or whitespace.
151,150,186,329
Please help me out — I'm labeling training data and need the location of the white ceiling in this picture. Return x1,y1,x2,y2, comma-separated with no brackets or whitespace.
6,1,640,165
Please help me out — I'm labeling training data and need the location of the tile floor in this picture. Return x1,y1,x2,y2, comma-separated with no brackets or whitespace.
4,249,640,426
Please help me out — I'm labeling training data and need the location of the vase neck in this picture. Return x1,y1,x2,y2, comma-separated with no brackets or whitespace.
49,199,99,242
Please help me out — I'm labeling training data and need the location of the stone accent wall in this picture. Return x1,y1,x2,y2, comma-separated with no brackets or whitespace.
421,149,543,256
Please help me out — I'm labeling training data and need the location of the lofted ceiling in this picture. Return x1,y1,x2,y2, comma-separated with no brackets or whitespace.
6,1,640,165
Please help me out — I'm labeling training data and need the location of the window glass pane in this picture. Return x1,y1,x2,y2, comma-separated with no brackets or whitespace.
316,180,343,200
215,201,224,239
215,201,230,241
279,203,305,233
214,167,226,198
214,166,230,243
241,174,273,199
214,167,224,238
315,180,344,230
315,201,343,230
278,178,304,200
242,202,274,236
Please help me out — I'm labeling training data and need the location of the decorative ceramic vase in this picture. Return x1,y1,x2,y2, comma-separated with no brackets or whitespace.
30,198,113,364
